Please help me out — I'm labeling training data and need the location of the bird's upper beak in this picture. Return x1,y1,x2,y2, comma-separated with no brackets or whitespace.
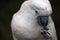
37,16,49,27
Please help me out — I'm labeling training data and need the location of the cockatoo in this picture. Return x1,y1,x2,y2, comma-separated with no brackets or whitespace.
11,0,57,40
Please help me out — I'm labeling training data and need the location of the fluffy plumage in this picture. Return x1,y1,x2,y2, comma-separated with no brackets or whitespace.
11,0,57,40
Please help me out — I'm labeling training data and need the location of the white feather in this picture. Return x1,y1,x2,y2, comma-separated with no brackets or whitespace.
11,0,57,40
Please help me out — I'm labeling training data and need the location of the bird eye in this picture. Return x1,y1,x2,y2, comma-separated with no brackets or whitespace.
35,10,38,14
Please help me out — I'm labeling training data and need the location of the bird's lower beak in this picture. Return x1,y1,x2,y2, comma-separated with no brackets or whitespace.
37,16,49,27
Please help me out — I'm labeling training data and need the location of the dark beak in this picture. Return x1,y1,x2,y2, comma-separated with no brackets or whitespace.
37,16,49,29
37,16,51,39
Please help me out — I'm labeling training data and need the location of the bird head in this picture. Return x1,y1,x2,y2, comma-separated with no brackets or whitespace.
20,0,52,27
27,0,53,26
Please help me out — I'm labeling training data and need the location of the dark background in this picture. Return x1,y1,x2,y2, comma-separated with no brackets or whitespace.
0,0,60,40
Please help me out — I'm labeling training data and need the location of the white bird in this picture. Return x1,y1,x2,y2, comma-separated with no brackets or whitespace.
11,0,57,40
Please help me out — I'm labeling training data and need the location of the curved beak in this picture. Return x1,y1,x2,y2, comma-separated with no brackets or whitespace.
37,16,49,27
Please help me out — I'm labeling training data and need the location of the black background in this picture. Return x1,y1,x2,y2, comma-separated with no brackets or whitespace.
0,0,60,40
